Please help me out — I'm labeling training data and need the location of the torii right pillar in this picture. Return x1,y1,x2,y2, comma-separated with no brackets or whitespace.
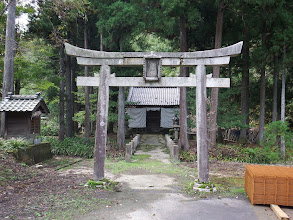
196,65,209,183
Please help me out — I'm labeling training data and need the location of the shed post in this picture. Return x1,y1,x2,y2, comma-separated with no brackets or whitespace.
196,65,209,183
93,65,110,181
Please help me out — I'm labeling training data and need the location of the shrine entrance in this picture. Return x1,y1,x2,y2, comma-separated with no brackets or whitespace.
65,41,243,183
146,110,160,131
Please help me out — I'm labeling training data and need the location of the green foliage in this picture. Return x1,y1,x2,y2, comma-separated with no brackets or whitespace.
183,181,195,195
72,110,86,127
85,178,120,191
44,137,95,158
246,147,280,164
41,119,59,136
217,87,249,129
261,121,293,149
85,179,104,188
213,144,285,164
131,33,175,52
15,38,57,91
0,138,30,152
179,150,197,162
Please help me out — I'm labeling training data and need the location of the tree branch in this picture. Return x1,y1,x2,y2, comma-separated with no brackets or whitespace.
0,0,10,18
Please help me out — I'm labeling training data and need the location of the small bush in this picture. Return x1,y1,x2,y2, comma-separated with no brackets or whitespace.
44,137,95,158
0,138,30,152
246,147,280,164
261,121,293,149
180,149,197,162
213,144,284,164
41,119,59,136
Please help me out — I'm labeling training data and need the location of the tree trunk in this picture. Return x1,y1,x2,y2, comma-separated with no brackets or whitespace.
1,0,16,137
117,87,125,149
239,24,250,142
272,56,278,122
2,0,16,98
14,79,20,95
259,67,266,142
59,46,65,141
65,54,74,137
280,47,286,159
179,15,189,151
259,23,266,142
100,33,103,51
84,21,91,140
208,1,224,149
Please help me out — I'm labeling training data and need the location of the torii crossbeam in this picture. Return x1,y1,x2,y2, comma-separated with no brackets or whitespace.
65,42,243,183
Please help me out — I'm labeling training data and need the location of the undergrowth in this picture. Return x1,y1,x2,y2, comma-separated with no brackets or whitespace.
44,137,95,158
0,138,30,152
180,143,293,164
44,136,125,159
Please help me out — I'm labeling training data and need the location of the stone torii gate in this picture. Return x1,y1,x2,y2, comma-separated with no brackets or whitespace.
65,42,243,183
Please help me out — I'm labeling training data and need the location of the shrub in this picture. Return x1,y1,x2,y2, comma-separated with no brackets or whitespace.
0,138,30,152
261,121,293,148
213,144,283,164
246,147,280,164
44,137,95,158
180,149,197,162
41,119,59,136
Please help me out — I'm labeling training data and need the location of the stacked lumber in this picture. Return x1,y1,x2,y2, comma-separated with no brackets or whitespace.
245,165,293,206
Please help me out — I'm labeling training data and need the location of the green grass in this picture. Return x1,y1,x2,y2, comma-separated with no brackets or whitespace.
32,190,111,219
106,154,196,195
106,154,193,176
208,176,246,198
136,144,165,152
185,175,247,198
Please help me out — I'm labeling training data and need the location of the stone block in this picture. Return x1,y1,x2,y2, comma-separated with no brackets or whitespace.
11,142,52,165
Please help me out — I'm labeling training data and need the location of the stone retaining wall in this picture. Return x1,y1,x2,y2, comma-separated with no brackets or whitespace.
125,134,141,162
164,134,179,163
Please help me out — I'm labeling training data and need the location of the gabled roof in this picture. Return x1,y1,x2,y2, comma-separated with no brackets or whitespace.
127,87,180,106
0,92,50,113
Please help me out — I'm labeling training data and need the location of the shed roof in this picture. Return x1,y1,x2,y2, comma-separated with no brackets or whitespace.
127,87,180,106
0,92,50,113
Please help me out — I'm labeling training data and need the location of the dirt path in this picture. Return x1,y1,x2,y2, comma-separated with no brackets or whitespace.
78,134,285,220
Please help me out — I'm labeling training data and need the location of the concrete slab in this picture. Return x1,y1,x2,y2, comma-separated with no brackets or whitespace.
115,174,175,190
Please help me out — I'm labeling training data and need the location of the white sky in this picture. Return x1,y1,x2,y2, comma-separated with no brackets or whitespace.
16,0,38,31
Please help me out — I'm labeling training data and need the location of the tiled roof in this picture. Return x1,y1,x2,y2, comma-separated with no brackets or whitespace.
0,92,50,113
127,87,180,106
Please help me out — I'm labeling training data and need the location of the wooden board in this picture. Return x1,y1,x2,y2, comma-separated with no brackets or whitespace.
270,204,289,220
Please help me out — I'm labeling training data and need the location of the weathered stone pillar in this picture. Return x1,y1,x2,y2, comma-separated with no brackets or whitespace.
173,144,180,163
125,143,132,162
93,65,110,181
196,65,209,183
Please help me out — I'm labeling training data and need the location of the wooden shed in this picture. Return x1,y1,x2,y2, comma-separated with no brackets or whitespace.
126,87,179,132
0,92,50,139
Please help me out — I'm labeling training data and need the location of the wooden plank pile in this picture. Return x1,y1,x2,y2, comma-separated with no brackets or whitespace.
245,165,293,206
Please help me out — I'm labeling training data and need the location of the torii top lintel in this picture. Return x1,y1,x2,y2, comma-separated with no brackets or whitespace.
65,42,242,59
65,42,243,88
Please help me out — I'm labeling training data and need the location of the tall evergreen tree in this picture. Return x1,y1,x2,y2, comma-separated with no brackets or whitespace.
1,0,16,137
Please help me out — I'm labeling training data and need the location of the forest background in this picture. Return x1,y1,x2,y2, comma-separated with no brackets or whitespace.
0,0,292,159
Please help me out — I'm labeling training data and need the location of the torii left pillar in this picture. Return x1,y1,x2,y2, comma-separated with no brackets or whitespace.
94,64,110,180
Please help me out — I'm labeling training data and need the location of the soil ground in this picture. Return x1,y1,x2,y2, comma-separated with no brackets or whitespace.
0,134,292,219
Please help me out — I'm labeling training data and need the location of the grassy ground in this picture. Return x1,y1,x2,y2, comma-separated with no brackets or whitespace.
1,137,292,219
